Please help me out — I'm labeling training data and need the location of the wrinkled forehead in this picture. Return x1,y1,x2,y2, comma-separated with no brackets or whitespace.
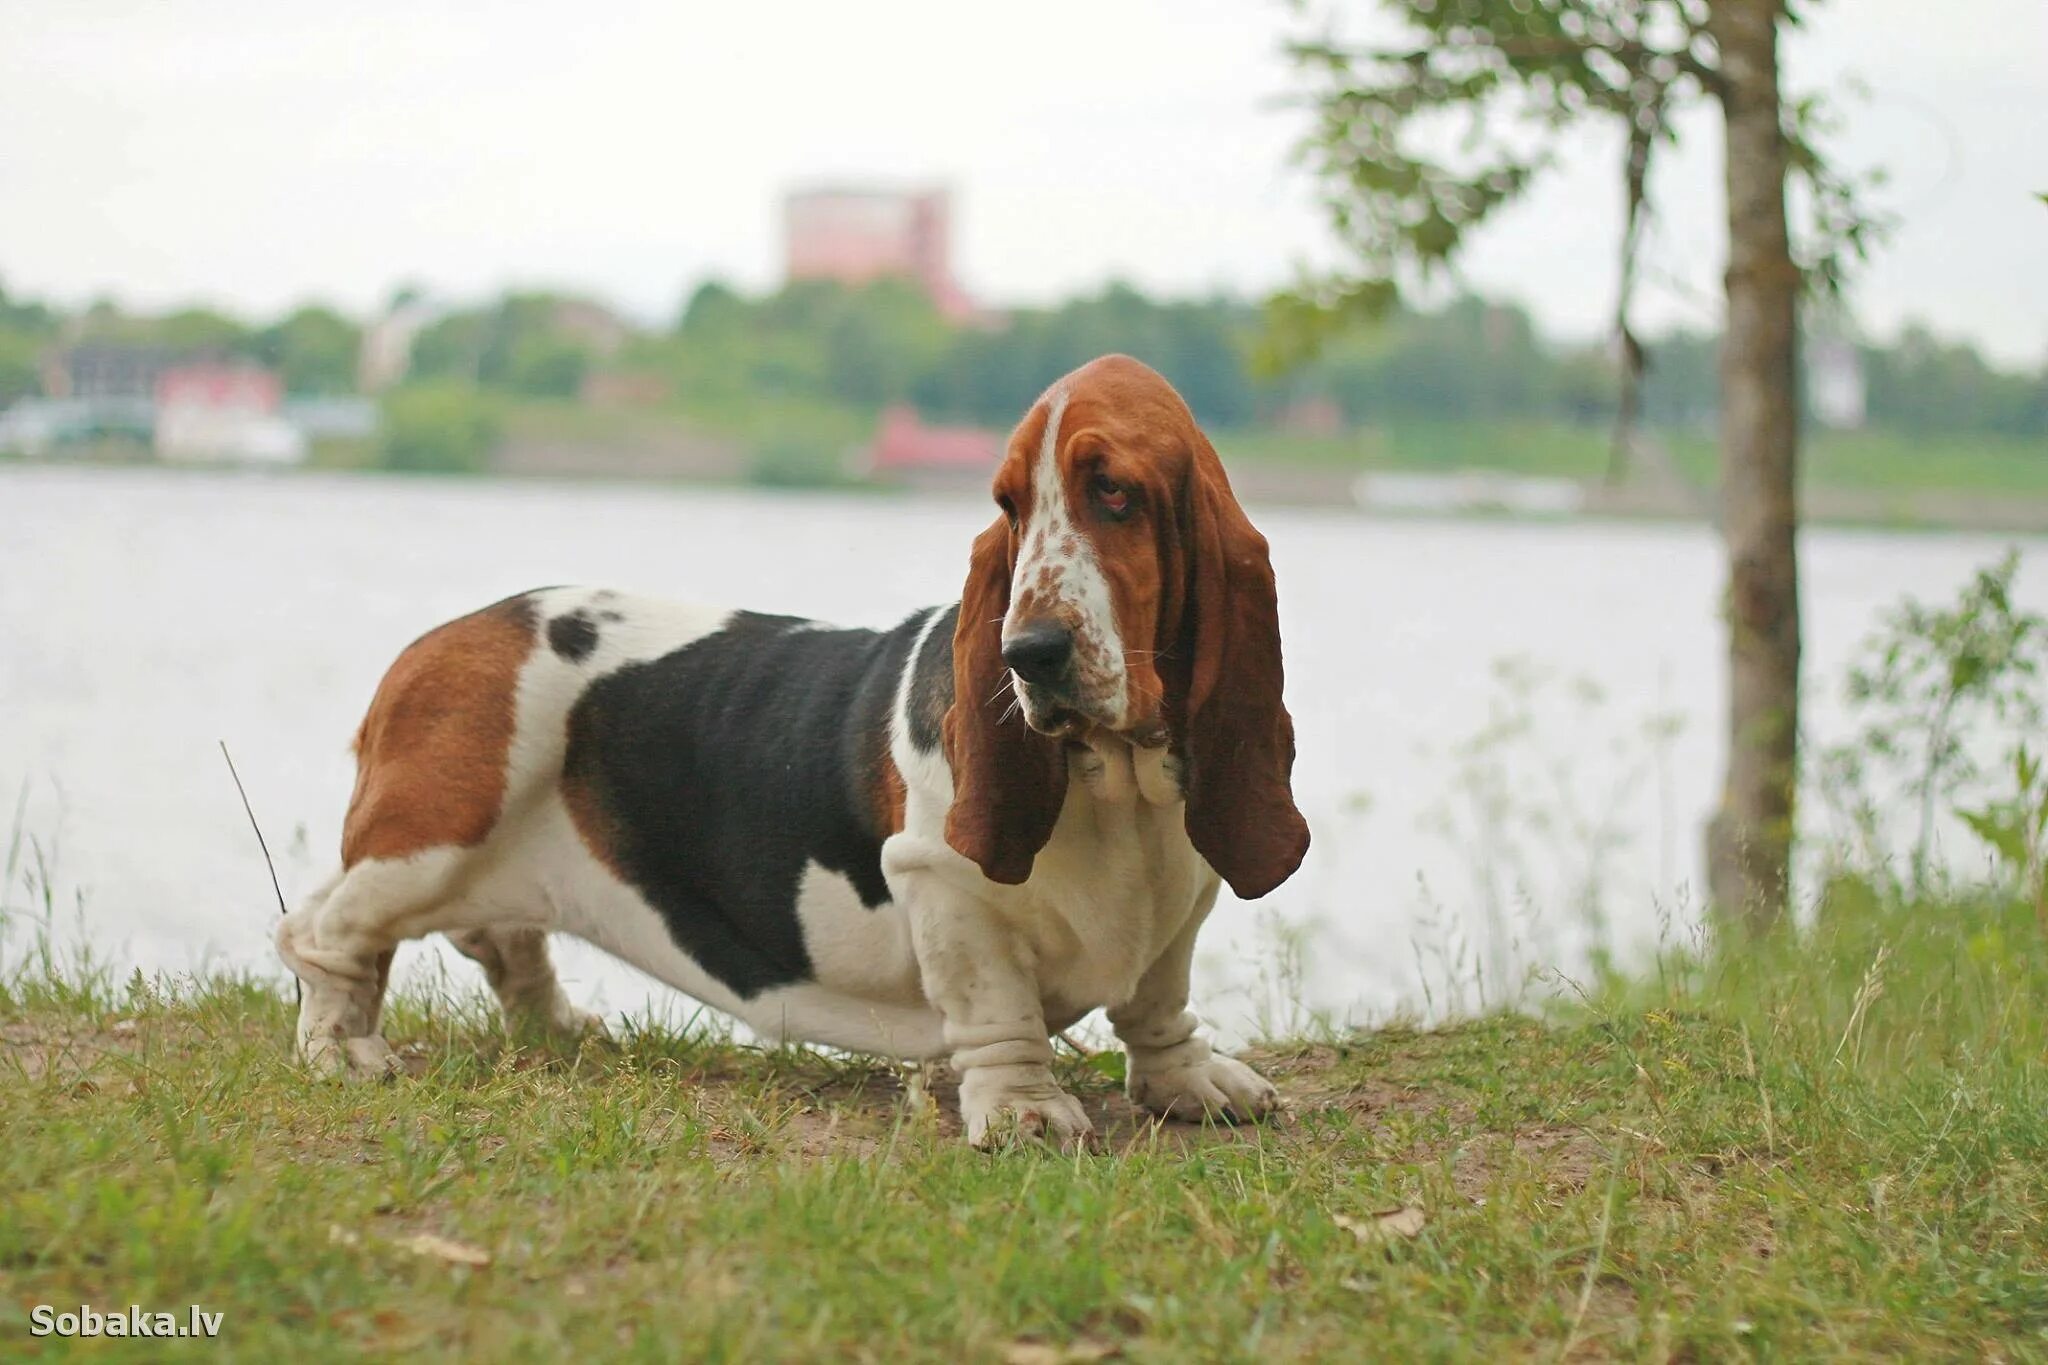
1003,376,1194,489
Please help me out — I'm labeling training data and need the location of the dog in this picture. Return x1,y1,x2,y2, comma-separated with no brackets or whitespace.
276,353,1310,1148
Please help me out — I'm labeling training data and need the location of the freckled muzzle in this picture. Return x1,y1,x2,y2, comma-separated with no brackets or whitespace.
1001,613,1129,738
1000,380,1133,739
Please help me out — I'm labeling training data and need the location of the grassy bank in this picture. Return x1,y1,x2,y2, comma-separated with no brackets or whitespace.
1230,420,2048,497
491,396,2048,504
3,884,2045,1361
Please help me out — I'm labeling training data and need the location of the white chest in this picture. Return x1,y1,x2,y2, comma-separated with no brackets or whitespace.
880,737,1213,1019
1005,769,1213,1022
752,732,1217,1055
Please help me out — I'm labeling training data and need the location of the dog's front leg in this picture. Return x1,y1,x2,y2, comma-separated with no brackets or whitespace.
896,871,1093,1151
1108,887,1279,1124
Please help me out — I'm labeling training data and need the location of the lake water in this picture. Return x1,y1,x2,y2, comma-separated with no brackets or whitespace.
3,463,2041,1042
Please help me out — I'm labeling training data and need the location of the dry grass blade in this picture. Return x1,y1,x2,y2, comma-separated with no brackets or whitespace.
1001,1338,1119,1365
398,1233,492,1268
1334,1205,1427,1246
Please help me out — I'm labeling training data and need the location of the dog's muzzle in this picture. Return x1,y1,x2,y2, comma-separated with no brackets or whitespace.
1000,621,1073,688
1002,620,1143,741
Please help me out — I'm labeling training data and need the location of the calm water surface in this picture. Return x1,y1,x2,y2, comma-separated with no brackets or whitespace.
3,464,2040,1040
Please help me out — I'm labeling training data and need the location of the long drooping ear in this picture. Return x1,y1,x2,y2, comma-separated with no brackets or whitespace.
1180,438,1311,900
943,518,1069,884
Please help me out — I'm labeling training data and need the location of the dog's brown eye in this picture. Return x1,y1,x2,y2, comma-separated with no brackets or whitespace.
997,495,1019,531
1091,474,1130,518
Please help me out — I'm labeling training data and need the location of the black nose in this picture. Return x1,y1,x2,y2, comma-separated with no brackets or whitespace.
1001,622,1074,686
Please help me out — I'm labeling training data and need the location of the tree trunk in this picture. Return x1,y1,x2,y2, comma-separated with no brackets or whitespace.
1705,0,1802,933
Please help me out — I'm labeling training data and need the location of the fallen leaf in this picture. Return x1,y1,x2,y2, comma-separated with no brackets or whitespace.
1001,1336,1119,1364
1334,1205,1427,1246
398,1233,491,1267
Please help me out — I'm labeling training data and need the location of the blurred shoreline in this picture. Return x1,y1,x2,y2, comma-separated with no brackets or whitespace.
13,449,2048,538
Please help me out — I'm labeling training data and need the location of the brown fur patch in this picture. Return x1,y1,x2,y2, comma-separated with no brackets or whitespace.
558,697,634,883
340,595,539,867
560,767,623,880
944,519,1069,884
873,752,908,839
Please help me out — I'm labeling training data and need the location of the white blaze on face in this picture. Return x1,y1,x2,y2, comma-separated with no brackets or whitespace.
1004,385,1129,727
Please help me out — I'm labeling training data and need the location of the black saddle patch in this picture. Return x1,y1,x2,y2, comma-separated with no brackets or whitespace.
905,603,957,753
548,610,600,662
561,607,939,1000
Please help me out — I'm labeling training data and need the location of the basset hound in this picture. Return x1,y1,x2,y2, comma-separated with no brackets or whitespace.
276,354,1310,1148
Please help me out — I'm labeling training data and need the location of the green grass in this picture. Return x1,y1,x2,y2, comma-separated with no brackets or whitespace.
1226,419,2048,499
496,394,876,487
495,391,865,448
1225,419,1620,481
18,392,2043,505
4,884,2046,1360
1665,427,2048,497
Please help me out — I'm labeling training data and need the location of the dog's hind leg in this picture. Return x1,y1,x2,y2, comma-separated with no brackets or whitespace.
445,926,607,1045
277,852,464,1079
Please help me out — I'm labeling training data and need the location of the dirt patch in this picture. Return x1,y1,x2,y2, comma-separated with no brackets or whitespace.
1440,1124,1608,1201
632,1052,1301,1159
0,1015,1591,1170
1263,1042,1484,1136
0,1018,137,1087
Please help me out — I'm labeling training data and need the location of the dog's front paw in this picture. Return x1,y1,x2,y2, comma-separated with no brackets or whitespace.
959,1066,1097,1152
301,1033,403,1082
1130,1054,1279,1124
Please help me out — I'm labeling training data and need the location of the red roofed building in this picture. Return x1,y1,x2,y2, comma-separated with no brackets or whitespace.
866,404,1001,482
785,186,976,321
155,362,282,414
154,361,304,465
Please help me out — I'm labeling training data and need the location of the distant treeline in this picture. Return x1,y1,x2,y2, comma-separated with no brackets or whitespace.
629,281,2046,439
0,286,361,401
3,275,2042,440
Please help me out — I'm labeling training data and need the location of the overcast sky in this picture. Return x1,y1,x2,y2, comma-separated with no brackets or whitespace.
4,1,2043,362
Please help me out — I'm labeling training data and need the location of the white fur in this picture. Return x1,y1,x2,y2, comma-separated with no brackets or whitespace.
1005,385,1131,730
277,587,1272,1145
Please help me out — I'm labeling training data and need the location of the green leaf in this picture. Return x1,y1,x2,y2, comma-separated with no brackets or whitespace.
1957,805,2028,869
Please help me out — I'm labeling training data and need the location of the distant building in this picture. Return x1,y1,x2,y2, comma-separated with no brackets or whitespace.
158,361,281,414
42,341,176,401
18,339,357,463
32,342,176,449
865,404,1000,480
785,185,975,321
0,399,102,457
154,361,306,465
283,395,379,440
